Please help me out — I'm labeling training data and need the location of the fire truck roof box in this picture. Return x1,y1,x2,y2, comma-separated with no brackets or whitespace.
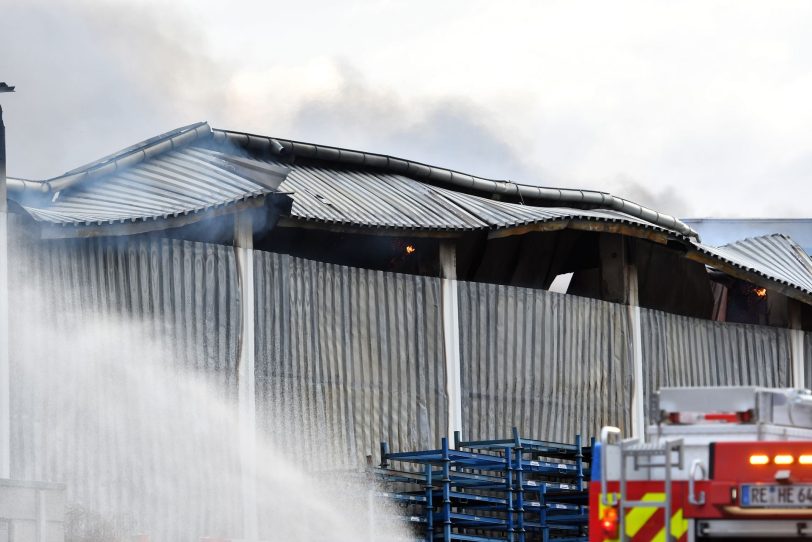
658,386,812,429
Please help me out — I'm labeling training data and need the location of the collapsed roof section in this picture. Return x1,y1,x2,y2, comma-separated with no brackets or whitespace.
6,121,812,307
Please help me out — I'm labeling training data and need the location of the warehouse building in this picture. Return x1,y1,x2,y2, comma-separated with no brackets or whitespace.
5,122,812,540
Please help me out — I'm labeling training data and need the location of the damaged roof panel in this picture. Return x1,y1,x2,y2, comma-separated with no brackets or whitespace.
695,234,812,296
8,122,812,305
215,128,700,238
251,155,684,237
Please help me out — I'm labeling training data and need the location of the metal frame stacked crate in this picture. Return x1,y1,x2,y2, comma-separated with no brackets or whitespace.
375,428,592,542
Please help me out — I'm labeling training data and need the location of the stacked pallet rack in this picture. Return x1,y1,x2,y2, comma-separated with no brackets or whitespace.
455,428,591,542
379,437,514,541
374,429,591,542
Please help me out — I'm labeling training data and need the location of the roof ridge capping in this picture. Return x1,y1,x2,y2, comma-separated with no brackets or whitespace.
213,128,699,240
6,122,212,197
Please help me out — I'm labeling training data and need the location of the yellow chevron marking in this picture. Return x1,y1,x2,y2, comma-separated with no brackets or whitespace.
651,508,688,542
624,493,665,538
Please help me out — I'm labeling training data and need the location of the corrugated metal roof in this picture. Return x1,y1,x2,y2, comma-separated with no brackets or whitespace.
277,162,486,230
10,124,288,228
683,219,812,255
695,234,812,296
8,123,812,304
252,156,683,237
9,122,688,238
433,184,681,235
214,129,699,238
24,146,286,226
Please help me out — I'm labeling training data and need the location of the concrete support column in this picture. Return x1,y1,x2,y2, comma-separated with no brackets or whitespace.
626,265,645,439
789,300,805,389
440,242,462,438
599,234,645,438
235,213,258,542
0,104,10,478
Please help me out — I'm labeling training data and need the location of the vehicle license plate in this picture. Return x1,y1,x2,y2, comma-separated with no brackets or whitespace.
741,484,812,507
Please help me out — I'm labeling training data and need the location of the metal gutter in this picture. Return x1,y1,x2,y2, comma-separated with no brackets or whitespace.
213,129,700,239
6,122,212,197
6,177,48,194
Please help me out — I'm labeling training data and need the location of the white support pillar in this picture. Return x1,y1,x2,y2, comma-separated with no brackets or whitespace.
0,104,10,478
789,300,805,389
627,265,645,439
36,489,46,542
440,242,462,438
235,213,258,542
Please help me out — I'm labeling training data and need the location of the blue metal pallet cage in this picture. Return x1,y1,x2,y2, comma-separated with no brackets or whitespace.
375,428,593,542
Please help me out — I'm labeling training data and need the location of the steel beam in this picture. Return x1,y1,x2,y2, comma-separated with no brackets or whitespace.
627,264,645,439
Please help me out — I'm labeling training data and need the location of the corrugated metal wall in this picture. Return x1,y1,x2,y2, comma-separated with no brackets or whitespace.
641,307,792,421
456,282,634,443
253,251,447,467
7,225,243,541
5,215,804,539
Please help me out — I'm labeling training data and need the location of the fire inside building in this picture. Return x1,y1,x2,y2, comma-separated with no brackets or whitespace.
2,121,812,541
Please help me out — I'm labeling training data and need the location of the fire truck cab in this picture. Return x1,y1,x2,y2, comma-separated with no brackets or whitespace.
590,387,812,541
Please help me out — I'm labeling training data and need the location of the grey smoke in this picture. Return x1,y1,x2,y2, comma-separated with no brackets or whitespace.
0,0,724,219
0,0,227,179
1,2,541,187
285,62,541,182
610,174,694,218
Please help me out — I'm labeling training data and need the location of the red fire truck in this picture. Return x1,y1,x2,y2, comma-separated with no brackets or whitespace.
590,387,812,541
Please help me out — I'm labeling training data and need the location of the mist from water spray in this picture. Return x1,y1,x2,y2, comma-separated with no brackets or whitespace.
9,263,410,542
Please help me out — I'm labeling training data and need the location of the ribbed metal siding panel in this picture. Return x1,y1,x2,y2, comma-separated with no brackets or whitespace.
456,283,633,443
253,251,447,466
641,308,791,420
7,224,242,541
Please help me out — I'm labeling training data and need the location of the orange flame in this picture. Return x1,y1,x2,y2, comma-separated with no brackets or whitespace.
405,245,416,254
754,288,767,298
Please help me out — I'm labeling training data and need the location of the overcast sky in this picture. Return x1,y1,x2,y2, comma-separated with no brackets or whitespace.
2,0,812,218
